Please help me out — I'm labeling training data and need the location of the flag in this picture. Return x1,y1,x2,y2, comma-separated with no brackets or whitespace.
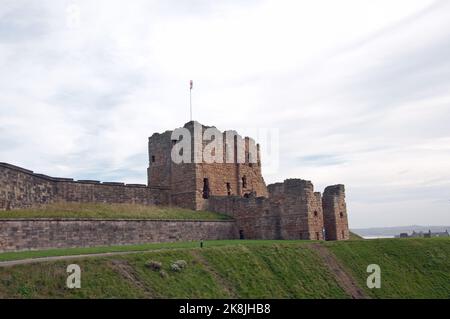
190,80,193,90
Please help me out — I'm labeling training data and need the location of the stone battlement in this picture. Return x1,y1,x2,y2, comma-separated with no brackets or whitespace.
207,179,349,241
148,121,268,210
0,162,170,210
0,121,350,246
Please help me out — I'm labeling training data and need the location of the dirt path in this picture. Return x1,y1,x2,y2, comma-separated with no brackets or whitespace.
0,249,168,268
308,243,369,299
109,259,156,297
190,250,238,298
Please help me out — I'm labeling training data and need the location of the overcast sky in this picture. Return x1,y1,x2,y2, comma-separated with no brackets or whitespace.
1,0,450,228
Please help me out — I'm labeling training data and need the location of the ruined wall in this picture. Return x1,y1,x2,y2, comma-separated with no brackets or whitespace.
0,219,238,252
207,195,281,240
0,163,170,211
273,179,325,240
323,185,350,241
55,181,168,206
148,131,173,189
0,163,56,210
208,179,330,240
148,124,199,210
195,127,268,208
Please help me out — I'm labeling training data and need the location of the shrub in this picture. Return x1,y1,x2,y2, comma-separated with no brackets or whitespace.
170,260,188,272
174,260,187,269
145,260,162,271
171,263,182,272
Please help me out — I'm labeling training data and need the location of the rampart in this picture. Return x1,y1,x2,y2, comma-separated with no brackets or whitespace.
0,219,237,252
0,163,170,210
207,179,344,241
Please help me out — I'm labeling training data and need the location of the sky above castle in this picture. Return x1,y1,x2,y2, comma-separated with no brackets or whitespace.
1,0,449,228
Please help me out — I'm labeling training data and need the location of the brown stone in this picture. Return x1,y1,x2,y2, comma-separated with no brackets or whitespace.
0,121,350,252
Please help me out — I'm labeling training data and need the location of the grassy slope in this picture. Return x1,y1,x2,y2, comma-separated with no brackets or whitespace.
326,238,450,299
349,232,364,240
0,239,448,299
200,245,347,298
0,202,230,220
0,240,302,262
0,242,347,299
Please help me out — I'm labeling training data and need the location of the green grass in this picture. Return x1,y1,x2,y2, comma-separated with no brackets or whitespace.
325,238,450,299
0,243,346,299
0,259,147,299
0,202,231,220
0,240,306,262
201,244,347,298
349,231,364,240
0,239,449,299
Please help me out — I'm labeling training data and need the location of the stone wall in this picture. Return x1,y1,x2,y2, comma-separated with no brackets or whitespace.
274,179,325,240
207,195,279,239
323,185,350,240
208,180,317,240
207,179,348,241
0,163,170,211
0,219,238,252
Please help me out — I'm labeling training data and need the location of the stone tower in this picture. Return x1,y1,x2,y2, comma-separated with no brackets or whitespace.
148,121,268,210
322,185,350,240
268,179,325,240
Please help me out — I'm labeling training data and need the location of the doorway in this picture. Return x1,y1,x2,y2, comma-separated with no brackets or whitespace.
202,178,210,199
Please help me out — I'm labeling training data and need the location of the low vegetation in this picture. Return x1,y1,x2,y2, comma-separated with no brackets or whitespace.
326,238,450,298
0,238,448,299
0,240,305,262
349,231,364,240
0,242,346,299
0,202,231,220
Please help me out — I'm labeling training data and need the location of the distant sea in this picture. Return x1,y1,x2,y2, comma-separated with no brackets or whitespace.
352,225,450,239
362,236,395,239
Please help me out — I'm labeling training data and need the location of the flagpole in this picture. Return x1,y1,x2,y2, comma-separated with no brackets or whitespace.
189,80,193,121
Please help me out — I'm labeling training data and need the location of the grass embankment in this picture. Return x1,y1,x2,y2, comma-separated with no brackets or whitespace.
0,238,448,299
349,232,364,240
326,238,450,299
0,202,231,220
0,240,302,262
0,242,346,299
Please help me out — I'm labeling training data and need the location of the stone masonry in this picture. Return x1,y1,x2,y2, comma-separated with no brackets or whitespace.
0,163,170,210
148,122,349,241
0,219,237,252
323,185,350,240
207,179,344,241
148,121,268,210
0,121,350,250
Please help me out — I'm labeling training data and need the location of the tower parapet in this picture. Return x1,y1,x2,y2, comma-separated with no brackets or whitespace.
323,185,349,240
147,121,268,210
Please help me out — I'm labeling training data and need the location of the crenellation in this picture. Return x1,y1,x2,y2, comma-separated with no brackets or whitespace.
323,185,349,240
0,121,350,250
0,163,170,210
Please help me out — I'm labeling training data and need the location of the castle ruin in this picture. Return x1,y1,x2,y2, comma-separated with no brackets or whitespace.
147,121,349,241
0,121,350,251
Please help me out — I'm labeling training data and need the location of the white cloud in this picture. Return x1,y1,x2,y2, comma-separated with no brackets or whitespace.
1,0,449,227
